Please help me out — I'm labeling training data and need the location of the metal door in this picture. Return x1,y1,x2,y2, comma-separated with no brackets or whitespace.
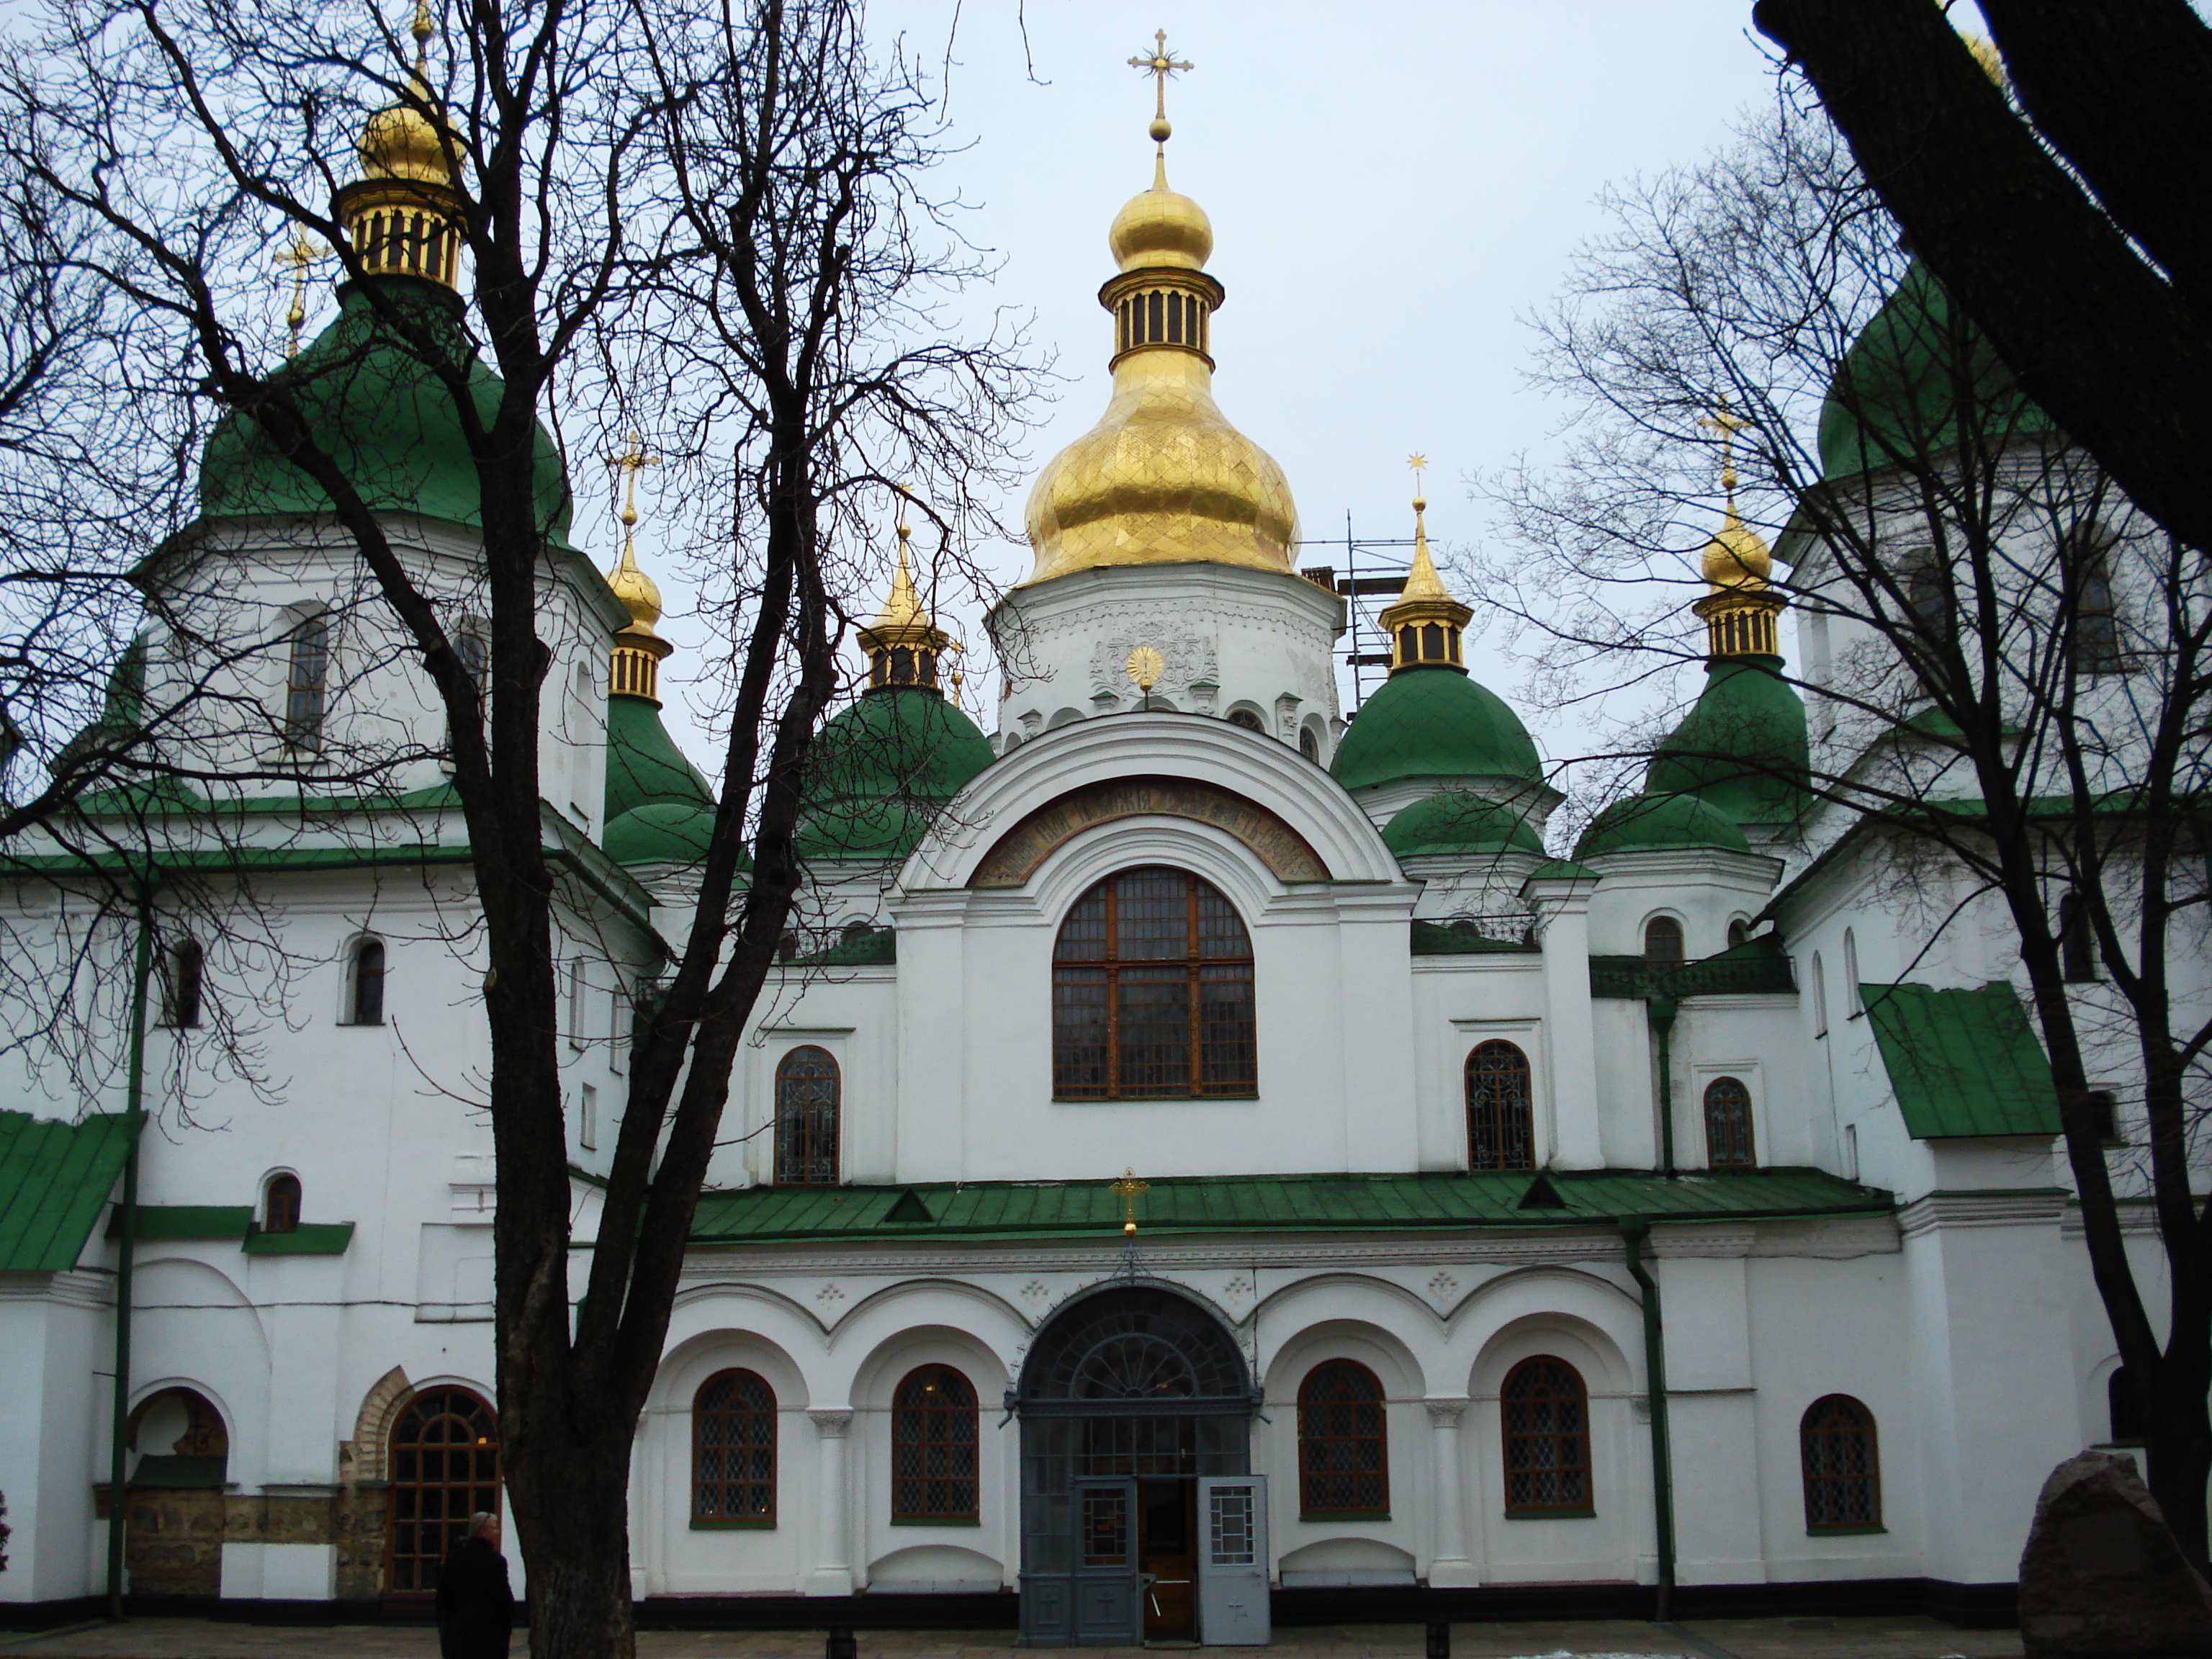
1197,1474,1269,1645
1072,1478,1141,1645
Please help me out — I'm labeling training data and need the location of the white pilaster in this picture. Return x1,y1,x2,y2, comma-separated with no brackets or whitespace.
1424,1399,1478,1588
1523,867,1602,1169
806,1408,854,1596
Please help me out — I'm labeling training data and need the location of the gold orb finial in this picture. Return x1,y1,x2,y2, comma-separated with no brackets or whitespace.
277,231,326,359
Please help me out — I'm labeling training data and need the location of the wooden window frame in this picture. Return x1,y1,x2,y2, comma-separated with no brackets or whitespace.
262,1173,302,1234
282,608,331,753
1465,1040,1535,1172
1296,1359,1390,1520
348,938,386,1026
1799,1394,1882,1533
773,1046,840,1186
891,1364,980,1524
384,1385,500,1596
1050,867,1257,1100
692,1368,778,1528
1702,1076,1757,1169
1643,915,1684,963
1501,1355,1592,1518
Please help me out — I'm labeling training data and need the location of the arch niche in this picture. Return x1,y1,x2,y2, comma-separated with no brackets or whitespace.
1015,1286,1254,1647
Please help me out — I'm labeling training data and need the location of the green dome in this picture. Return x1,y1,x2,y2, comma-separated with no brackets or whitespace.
1331,667,1543,793
606,694,715,827
199,279,575,545
796,687,994,863
1646,659,1809,828
1574,791,1751,860
1817,262,2059,482
1382,792,1543,860
604,799,730,868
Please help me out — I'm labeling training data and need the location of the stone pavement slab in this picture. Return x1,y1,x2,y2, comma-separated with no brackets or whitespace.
0,1618,2025,1659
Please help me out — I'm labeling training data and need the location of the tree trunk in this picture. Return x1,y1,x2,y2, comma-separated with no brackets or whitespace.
506,1423,639,1659
2152,1328,2212,1565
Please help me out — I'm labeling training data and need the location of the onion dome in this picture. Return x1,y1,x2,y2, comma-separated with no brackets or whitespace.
797,539,992,862
603,434,672,701
334,0,466,287
1382,792,1543,860
1021,88,1297,583
1331,482,1542,793
1818,262,2056,482
1574,791,1752,860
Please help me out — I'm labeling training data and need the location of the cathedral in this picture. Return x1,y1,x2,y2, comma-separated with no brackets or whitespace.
0,42,2170,1650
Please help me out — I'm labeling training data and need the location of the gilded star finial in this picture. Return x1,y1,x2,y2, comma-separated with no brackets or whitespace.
277,231,327,359
1109,1168,1151,1236
1128,30,1192,150
1698,399,1749,506
1407,452,1429,513
605,431,660,567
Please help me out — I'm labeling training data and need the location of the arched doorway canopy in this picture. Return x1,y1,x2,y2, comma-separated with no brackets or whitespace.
1019,1286,1253,1415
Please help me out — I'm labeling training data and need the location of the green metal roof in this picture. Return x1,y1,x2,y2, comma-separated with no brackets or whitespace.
1861,981,2064,1138
0,1110,140,1272
1331,667,1544,793
688,1167,1890,1247
242,1221,355,1256
110,1205,253,1241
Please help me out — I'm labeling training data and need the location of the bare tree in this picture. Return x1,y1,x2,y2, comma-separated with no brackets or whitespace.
1485,97,2212,1557
0,0,1035,1651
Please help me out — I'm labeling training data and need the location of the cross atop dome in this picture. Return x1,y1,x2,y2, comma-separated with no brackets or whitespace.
1128,30,1192,154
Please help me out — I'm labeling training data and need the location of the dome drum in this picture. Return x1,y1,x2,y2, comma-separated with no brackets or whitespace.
335,176,465,287
1102,267,1223,369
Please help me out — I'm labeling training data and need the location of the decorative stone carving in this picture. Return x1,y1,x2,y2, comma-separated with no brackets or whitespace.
969,775,1331,886
2019,1450,2212,1658
1088,629,1218,704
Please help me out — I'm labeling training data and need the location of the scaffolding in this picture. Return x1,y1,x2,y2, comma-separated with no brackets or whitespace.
1295,512,1413,714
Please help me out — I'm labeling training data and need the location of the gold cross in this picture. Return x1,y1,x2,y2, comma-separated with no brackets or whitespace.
1698,400,1749,498
277,231,327,359
1109,1168,1151,1236
605,432,660,557
1129,30,1192,130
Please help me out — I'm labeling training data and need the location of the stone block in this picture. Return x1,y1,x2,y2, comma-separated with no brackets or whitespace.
2020,1449,2212,1658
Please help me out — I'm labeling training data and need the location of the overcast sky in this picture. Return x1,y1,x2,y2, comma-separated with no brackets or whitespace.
623,1,1802,769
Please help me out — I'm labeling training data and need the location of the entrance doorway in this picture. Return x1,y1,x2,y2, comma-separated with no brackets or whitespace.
1016,1287,1255,1647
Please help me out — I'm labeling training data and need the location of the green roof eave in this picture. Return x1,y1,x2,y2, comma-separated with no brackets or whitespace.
680,1167,1892,1249
0,1109,142,1271
241,1220,354,1255
109,1204,251,1241
1861,980,2064,1138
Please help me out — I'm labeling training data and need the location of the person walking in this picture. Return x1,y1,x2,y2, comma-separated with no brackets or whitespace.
435,1511,514,1659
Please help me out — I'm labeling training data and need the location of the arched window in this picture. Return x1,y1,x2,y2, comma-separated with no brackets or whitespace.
1465,1041,1534,1172
892,1365,979,1522
1703,1076,1756,1169
386,1386,499,1594
282,608,331,752
1842,927,1862,1012
2059,891,2095,982
164,938,204,1029
1051,867,1256,1099
1726,919,1749,949
1501,1357,1590,1516
1811,952,1828,1038
1298,724,1321,763
693,1369,777,1525
347,938,385,1025
2067,526,2123,671
1297,1360,1388,1519
1644,916,1683,963
773,1047,840,1185
263,1174,301,1234
2108,1367,2145,1446
1800,1395,1881,1532
1226,707,1266,733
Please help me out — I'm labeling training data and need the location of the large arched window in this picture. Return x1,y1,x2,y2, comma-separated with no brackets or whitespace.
282,606,331,752
1297,1360,1388,1519
892,1365,979,1522
1466,1040,1534,1172
773,1046,840,1185
1501,1357,1590,1516
1644,915,1683,963
1703,1076,1756,1169
1800,1395,1880,1531
693,1370,777,1526
385,1386,499,1594
1051,867,1256,1099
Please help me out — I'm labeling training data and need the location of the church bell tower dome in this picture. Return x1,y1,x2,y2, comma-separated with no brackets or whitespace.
1021,42,1297,585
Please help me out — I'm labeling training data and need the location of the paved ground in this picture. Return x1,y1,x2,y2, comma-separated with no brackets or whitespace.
0,1617,2025,1659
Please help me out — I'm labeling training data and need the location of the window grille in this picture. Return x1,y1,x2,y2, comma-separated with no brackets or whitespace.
1501,1357,1589,1514
1051,868,1256,1099
284,611,330,751
1644,916,1683,963
1297,1360,1388,1517
385,1387,499,1593
1465,1040,1534,1172
350,939,386,1026
693,1370,776,1524
1800,1395,1880,1531
893,1365,979,1521
263,1173,301,1234
1703,1076,1756,1169
774,1046,840,1184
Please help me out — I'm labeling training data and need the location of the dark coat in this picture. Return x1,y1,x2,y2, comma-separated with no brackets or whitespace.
435,1534,514,1659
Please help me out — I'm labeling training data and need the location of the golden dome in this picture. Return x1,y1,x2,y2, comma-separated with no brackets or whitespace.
1109,156,1213,272
1022,114,1297,584
360,94,451,187
1700,505,1773,591
608,541,663,630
